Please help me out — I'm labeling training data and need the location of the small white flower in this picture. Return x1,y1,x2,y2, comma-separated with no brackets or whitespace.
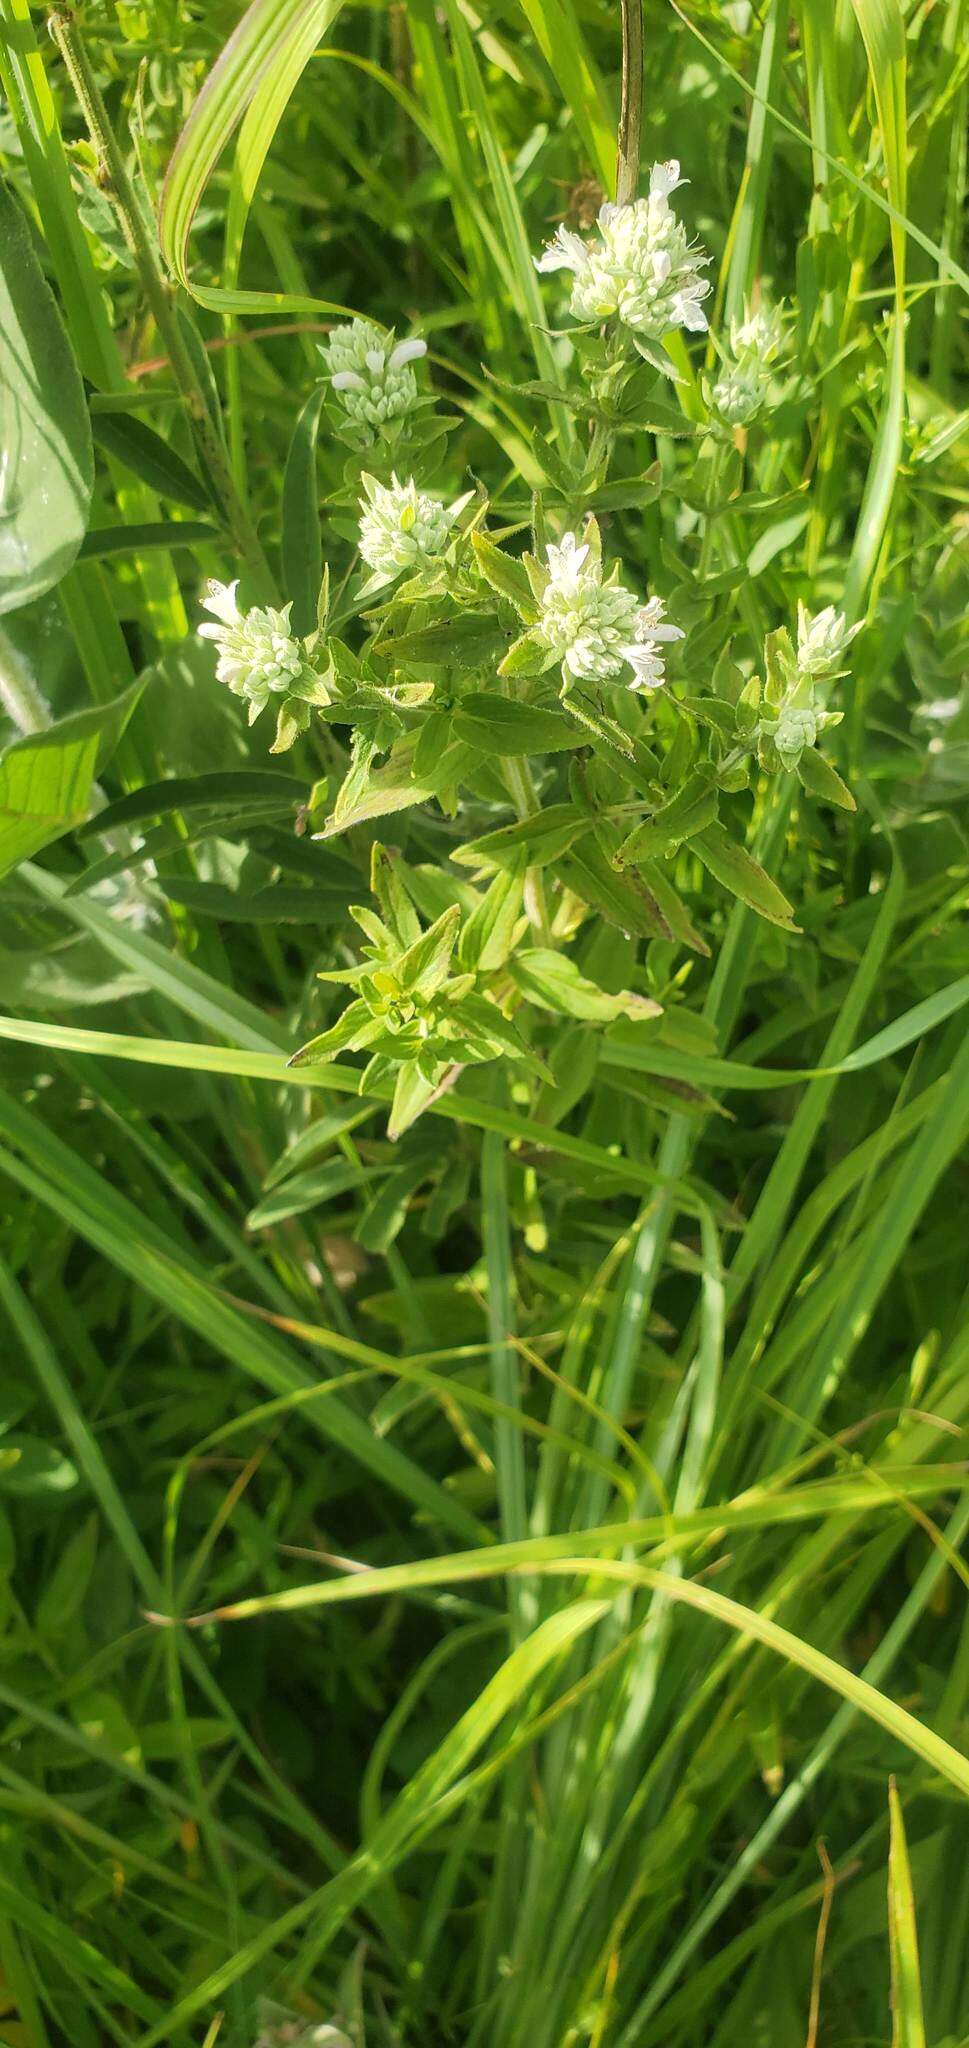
357,473,457,577
323,318,427,429
795,602,861,677
535,160,711,341
537,531,683,692
198,580,307,720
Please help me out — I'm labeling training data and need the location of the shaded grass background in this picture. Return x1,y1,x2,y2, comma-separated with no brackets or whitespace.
0,0,967,2043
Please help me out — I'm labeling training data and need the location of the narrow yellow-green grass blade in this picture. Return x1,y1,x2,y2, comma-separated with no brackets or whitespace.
194,1549,969,1801
131,1601,609,2048
0,1010,676,1198
5,967,968,1096
844,0,908,620
888,1780,927,2048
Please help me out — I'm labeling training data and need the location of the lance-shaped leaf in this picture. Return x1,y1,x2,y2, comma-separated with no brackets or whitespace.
694,823,799,931
395,905,462,997
511,950,662,1024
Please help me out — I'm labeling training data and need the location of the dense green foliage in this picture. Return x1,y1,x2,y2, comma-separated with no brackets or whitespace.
0,1,967,2044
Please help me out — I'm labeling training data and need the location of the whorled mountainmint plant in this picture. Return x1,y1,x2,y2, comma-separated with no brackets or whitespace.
323,318,427,428
192,146,863,1133
535,160,712,343
357,472,471,591
529,529,683,693
198,580,331,752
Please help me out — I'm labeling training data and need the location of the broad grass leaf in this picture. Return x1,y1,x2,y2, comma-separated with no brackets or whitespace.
0,682,145,882
0,177,93,612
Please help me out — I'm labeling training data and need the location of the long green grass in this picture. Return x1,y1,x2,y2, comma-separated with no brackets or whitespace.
0,1,967,2045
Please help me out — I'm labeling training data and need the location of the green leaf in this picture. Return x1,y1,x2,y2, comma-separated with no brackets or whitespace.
511,950,662,1024
496,632,555,679
158,878,353,923
557,837,676,941
77,520,215,560
0,175,93,611
471,532,536,614
246,1158,369,1229
281,381,326,636
388,1062,444,1140
795,746,857,811
453,694,584,756
0,1435,78,1496
159,0,352,319
320,739,439,840
71,1688,141,1768
452,804,589,874
35,1512,98,1637
694,823,800,930
77,769,304,838
377,615,506,667
356,1153,436,1251
89,408,214,514
617,773,721,863
887,1780,926,2048
457,866,526,973
0,682,145,882
396,904,461,995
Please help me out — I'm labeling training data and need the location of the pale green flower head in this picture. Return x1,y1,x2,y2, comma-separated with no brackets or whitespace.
535,160,712,341
711,299,787,425
535,530,683,692
323,317,427,429
198,580,306,719
796,601,862,677
357,472,458,579
729,301,786,363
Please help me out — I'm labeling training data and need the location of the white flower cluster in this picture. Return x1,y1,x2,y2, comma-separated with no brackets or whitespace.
795,602,861,677
711,301,787,426
358,472,457,578
323,318,426,429
535,161,711,341
198,581,311,720
536,532,683,692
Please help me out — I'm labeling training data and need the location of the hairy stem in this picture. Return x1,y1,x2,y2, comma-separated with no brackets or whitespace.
47,8,272,594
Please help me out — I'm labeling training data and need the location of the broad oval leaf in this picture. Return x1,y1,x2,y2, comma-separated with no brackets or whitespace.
0,177,93,613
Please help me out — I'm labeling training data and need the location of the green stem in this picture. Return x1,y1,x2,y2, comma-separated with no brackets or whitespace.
616,0,644,207
47,7,273,595
502,756,553,942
